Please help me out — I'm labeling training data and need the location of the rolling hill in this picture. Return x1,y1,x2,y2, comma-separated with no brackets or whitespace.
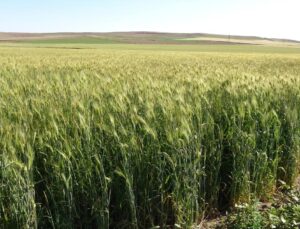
1,32,300,46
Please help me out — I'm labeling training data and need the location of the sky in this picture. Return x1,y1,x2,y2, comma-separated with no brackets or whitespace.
0,0,299,40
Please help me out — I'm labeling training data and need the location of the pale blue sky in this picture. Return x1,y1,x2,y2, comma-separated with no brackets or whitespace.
0,0,299,40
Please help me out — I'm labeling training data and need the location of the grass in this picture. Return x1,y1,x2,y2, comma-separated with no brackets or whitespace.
224,188,300,229
0,45,299,228
1,42,300,54
19,36,119,44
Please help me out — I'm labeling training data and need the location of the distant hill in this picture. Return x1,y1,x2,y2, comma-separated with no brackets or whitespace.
0,32,299,46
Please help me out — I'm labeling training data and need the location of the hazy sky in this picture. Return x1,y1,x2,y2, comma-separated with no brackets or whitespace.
0,0,299,40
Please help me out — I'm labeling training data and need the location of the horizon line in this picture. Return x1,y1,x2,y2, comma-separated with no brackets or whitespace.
1,31,299,42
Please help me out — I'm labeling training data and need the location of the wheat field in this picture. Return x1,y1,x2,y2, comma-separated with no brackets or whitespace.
0,46,300,228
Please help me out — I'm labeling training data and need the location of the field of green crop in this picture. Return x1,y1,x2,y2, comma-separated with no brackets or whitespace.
0,45,300,228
